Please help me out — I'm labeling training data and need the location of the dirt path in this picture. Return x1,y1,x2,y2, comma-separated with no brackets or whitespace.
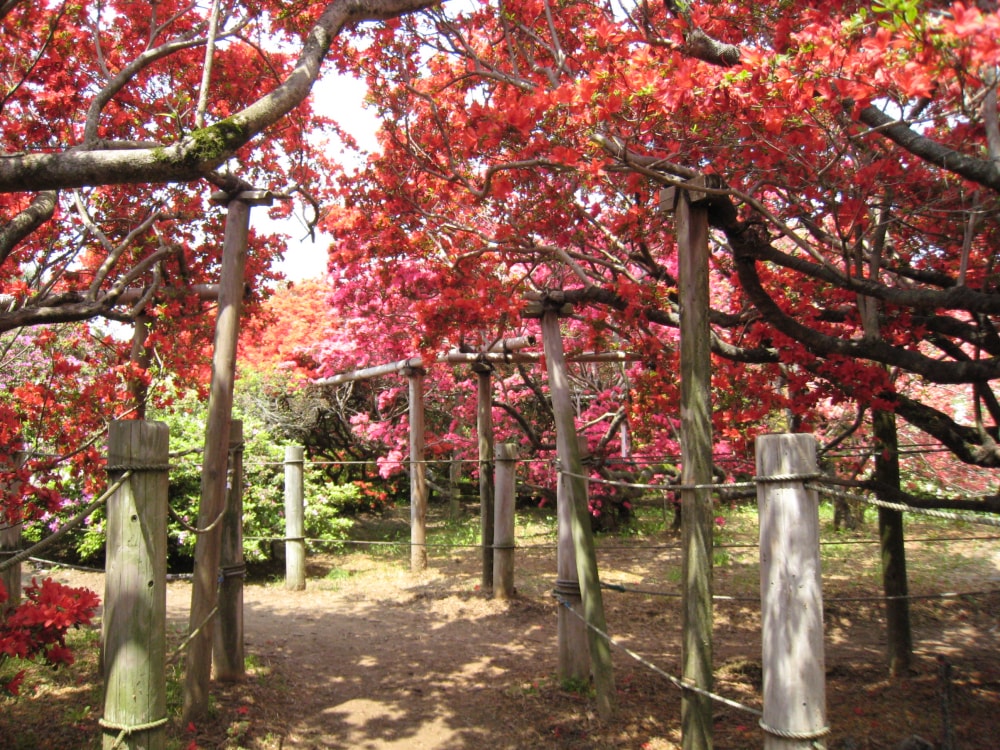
34,531,1000,749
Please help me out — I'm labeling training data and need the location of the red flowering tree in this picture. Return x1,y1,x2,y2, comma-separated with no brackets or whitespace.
1,0,437,690
317,0,1000,514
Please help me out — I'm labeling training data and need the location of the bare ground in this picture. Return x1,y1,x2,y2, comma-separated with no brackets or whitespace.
2,517,999,749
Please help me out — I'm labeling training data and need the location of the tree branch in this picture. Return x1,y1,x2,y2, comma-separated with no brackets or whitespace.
0,0,438,193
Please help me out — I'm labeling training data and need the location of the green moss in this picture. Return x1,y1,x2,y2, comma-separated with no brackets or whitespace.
153,116,250,167
187,117,249,162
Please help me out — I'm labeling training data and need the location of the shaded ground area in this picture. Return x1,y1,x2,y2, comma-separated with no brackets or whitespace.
2,513,999,749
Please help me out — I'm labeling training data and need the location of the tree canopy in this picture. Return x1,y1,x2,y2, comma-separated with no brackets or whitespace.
319,0,1000,486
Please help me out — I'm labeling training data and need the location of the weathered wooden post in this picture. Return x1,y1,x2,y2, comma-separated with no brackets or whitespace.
473,361,495,590
406,366,428,572
493,443,517,599
102,420,169,750
214,420,245,680
532,300,615,718
554,438,590,682
284,445,306,591
663,178,716,750
184,189,273,722
0,450,25,614
757,433,827,750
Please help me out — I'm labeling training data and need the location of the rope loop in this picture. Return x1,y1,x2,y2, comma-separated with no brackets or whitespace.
759,719,831,742
753,472,821,484
99,716,168,749
220,563,246,579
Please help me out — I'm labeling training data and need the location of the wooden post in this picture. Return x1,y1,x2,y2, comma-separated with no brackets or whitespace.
406,367,428,572
474,362,495,590
284,445,306,591
214,421,245,680
102,420,169,750
184,190,272,723
555,453,590,682
493,444,517,599
0,450,25,615
664,178,716,750
757,433,827,750
539,307,615,719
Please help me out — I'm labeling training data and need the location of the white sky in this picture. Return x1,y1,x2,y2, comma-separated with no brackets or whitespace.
262,73,381,282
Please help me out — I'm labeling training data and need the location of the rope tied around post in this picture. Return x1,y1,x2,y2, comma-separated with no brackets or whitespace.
758,718,831,747
752,472,822,484
219,562,246,580
99,716,169,749
105,463,172,473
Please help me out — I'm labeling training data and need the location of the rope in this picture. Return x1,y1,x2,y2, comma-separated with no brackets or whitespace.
812,484,1000,528
753,472,821,484
105,463,171,472
168,503,226,535
0,472,131,573
552,595,763,718
98,716,168,748
219,563,246,580
601,581,760,602
559,469,752,493
170,602,219,663
601,580,997,604
758,718,830,744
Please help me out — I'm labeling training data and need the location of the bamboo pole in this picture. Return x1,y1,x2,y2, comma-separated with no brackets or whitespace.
665,179,716,750
406,367,428,572
555,440,590,682
284,445,306,591
214,420,245,680
493,443,517,599
102,420,169,750
757,433,827,750
313,350,642,387
539,307,615,719
475,362,495,590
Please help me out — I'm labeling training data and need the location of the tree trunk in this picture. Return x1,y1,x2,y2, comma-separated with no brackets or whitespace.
183,194,257,723
540,309,615,719
873,408,913,676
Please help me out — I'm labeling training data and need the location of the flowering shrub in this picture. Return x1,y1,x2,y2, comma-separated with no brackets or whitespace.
0,578,100,697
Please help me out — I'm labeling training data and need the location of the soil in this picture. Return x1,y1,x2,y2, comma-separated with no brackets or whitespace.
3,515,999,749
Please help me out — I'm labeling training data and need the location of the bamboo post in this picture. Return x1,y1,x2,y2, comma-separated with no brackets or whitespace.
284,445,306,591
449,450,462,520
756,433,827,750
102,420,169,750
663,178,716,750
555,439,590,682
474,362,495,590
406,367,428,572
538,305,615,718
214,420,245,680
184,190,272,722
0,450,25,614
493,444,517,599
